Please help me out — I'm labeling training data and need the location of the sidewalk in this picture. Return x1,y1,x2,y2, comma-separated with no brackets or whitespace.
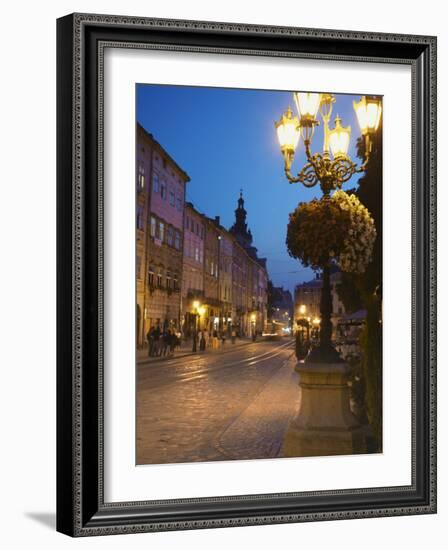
216,353,299,460
137,336,255,364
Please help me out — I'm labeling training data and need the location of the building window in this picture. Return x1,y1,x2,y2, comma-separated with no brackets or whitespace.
166,271,172,289
166,226,174,247
136,206,144,230
160,180,167,200
174,230,181,250
150,215,156,237
148,266,155,287
157,270,163,288
152,173,159,193
176,195,182,211
169,190,175,206
158,221,165,242
195,247,199,262
137,162,145,191
173,273,179,290
200,226,204,239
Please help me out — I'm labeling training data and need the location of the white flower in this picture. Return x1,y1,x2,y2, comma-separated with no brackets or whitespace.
329,190,376,274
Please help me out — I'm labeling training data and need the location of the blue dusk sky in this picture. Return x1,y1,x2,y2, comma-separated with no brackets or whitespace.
137,84,365,294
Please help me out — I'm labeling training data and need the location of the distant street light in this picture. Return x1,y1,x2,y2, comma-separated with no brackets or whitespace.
192,301,202,352
250,313,257,342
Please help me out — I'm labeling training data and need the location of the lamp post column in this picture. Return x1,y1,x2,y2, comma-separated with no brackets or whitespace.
319,263,333,347
305,257,343,362
192,310,198,352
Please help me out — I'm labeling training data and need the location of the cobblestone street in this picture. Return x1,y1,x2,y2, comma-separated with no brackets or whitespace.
136,338,300,464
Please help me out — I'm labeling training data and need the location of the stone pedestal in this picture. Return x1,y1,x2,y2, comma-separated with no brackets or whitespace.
283,362,367,457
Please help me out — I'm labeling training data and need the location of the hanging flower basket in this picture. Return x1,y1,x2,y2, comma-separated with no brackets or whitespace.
286,190,376,274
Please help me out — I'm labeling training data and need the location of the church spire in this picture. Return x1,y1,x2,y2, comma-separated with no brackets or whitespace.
230,189,252,248
238,188,244,209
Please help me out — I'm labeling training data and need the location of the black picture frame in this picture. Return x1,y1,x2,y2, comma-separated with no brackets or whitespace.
57,13,437,537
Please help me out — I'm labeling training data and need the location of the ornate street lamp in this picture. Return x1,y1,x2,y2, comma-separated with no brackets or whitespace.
275,93,381,362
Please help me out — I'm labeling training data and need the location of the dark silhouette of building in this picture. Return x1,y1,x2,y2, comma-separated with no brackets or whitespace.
228,190,268,334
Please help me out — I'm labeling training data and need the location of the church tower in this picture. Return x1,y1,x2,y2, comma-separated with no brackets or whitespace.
229,190,253,249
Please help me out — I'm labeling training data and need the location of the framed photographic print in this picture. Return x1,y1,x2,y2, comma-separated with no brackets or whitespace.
57,13,437,536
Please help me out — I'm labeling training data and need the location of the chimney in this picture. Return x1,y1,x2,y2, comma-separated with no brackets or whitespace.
215,215,220,226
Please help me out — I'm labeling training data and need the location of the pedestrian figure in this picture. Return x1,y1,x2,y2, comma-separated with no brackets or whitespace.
153,326,161,356
212,329,219,350
146,327,154,357
231,328,236,344
199,330,206,351
175,330,182,351
169,330,176,356
148,327,155,357
161,330,170,357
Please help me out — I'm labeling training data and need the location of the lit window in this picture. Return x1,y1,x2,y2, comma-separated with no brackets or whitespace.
150,216,156,237
159,221,165,242
137,162,145,191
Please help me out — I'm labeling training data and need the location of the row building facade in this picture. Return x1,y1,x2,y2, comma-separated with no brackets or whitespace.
136,125,189,347
136,125,269,346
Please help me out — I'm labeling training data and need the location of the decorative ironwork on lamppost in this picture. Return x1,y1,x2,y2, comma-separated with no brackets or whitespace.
275,93,381,363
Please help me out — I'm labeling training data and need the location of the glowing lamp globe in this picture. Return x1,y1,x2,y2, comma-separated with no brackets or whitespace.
353,95,382,135
275,107,300,154
293,92,321,120
329,115,351,158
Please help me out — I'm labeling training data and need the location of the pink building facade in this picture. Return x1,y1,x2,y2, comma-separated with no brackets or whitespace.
181,203,205,335
136,124,189,347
